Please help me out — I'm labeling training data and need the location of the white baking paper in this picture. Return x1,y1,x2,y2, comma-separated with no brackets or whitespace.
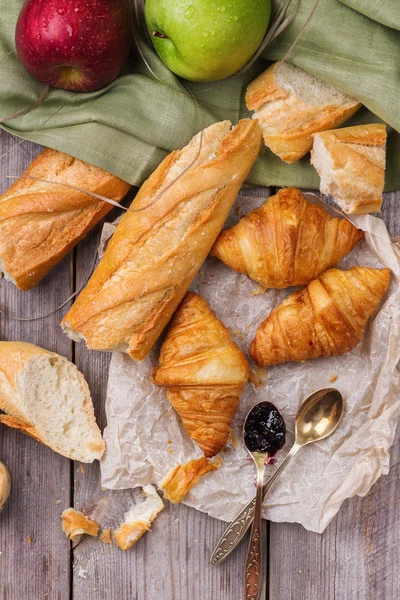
100,192,400,534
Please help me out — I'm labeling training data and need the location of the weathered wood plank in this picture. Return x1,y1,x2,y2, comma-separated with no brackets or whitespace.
269,189,400,600
0,133,71,600
72,197,268,600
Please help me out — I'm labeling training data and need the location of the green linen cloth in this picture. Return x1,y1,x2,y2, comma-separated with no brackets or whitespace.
0,0,399,190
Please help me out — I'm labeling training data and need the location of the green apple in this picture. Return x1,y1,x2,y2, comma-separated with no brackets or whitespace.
144,0,271,82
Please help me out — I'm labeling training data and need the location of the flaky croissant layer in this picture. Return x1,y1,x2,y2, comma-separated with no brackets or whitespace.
153,292,248,457
211,188,364,289
250,266,390,367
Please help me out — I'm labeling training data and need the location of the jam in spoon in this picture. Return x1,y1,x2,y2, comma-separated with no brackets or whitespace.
243,401,286,600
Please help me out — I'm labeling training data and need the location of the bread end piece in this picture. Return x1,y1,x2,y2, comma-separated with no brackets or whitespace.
113,485,164,550
311,123,387,214
246,61,361,163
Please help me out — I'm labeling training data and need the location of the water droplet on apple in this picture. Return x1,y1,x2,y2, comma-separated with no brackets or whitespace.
202,31,209,37
210,29,215,36
66,25,73,36
220,6,226,12
57,8,65,15
49,13,54,19
184,5,195,19
233,15,238,21
36,34,41,40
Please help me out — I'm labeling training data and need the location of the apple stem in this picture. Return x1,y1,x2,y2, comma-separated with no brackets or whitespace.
152,30,169,39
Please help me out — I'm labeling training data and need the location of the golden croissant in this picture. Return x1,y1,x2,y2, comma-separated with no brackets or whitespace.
250,266,390,367
210,187,364,289
153,292,248,457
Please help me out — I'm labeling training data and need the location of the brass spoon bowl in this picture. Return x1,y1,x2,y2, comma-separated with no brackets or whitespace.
211,388,344,566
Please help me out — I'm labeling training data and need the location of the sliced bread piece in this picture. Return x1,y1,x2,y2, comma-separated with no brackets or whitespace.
246,61,361,163
0,342,104,462
311,123,387,214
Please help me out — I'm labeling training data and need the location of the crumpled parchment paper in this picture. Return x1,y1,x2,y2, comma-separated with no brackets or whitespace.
100,192,400,534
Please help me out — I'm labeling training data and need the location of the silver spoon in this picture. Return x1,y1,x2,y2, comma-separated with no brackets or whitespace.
243,401,286,600
211,388,344,567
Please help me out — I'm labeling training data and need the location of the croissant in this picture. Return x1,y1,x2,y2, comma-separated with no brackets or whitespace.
250,266,390,367
61,119,262,360
210,188,364,289
153,292,248,457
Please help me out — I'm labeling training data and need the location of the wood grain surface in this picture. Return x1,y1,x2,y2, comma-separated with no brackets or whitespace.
0,132,399,600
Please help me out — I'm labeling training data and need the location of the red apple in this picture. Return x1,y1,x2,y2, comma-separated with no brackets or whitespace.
15,0,131,92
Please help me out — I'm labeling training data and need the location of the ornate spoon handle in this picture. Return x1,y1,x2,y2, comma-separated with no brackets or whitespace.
244,457,265,600
211,443,300,566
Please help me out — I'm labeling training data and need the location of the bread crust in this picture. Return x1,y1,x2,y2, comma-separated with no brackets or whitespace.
311,123,387,214
160,457,221,504
61,119,262,360
246,62,361,163
0,148,130,290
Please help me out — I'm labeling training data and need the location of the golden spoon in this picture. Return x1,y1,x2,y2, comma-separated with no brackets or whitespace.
211,388,344,567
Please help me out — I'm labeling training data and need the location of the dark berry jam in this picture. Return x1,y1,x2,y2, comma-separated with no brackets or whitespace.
244,401,286,454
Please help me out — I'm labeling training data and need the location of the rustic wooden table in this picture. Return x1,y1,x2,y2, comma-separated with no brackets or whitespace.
0,130,399,600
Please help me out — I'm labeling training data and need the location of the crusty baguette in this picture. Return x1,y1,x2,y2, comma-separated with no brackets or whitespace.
246,61,361,163
61,119,263,360
0,342,104,462
0,148,131,290
310,123,387,214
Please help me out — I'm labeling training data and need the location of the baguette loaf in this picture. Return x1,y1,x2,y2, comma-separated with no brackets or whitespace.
0,148,131,290
310,123,387,214
0,342,104,462
61,119,262,360
246,62,361,163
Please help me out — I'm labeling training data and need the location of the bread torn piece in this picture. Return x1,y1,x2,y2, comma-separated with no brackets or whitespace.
113,485,164,551
61,508,99,542
160,457,222,504
99,528,113,544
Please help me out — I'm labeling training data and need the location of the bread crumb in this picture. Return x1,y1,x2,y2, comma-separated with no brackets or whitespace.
26,536,32,544
61,508,99,542
249,366,268,387
227,429,240,449
99,528,113,545
77,568,88,580
233,329,244,341
330,374,338,383
80,464,86,475
56,500,61,505
250,284,266,296
161,457,222,504
167,440,172,445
